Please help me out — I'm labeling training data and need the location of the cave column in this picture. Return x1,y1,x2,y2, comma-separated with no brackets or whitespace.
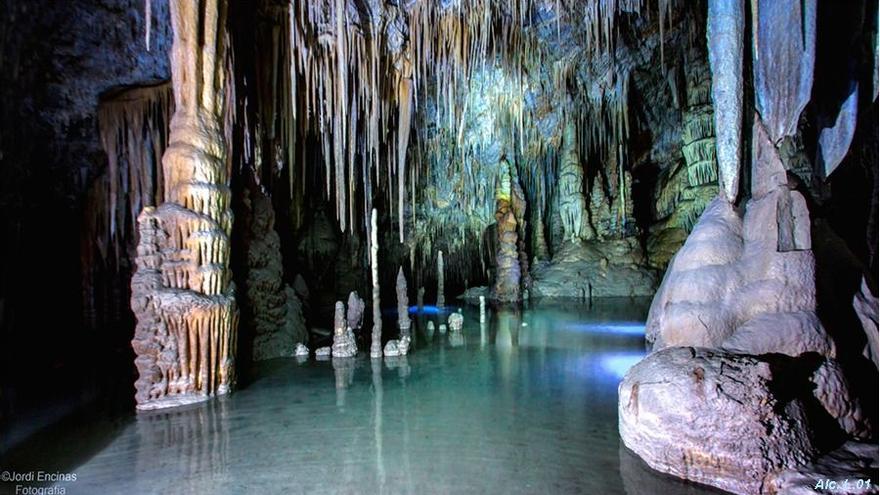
130,0,237,410
492,156,522,302
558,119,588,242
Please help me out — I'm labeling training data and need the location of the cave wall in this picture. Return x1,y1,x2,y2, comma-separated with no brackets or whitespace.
0,0,172,428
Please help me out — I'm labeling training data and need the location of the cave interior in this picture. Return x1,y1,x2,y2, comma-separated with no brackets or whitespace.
0,0,878,493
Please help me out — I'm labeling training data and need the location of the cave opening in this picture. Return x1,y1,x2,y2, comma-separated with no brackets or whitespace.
0,0,877,493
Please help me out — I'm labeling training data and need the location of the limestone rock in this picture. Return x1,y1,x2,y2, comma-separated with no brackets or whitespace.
646,192,832,357
853,277,879,369
707,0,744,202
619,347,818,495
294,343,309,357
811,360,873,440
751,0,816,144
396,267,411,333
448,313,463,332
346,291,365,332
315,346,331,359
383,336,410,357
331,301,357,358
531,239,658,299
439,324,447,334
767,442,879,495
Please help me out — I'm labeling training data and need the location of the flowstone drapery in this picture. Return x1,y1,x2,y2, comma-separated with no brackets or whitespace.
130,0,238,410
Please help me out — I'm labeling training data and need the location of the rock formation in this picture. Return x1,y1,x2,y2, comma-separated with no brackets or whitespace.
383,336,410,357
620,1,877,491
646,118,831,357
370,208,382,358
448,313,463,332
130,0,238,410
492,156,524,302
619,347,819,495
346,291,365,334
396,267,411,336
331,301,357,358
241,182,307,361
558,120,587,242
436,250,445,309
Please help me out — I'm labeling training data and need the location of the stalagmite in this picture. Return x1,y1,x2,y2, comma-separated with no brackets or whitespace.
448,313,463,332
241,181,307,361
129,0,238,410
370,208,382,358
417,287,425,312
492,156,522,302
479,296,486,323
707,0,744,202
436,250,445,309
332,301,357,358
396,267,411,337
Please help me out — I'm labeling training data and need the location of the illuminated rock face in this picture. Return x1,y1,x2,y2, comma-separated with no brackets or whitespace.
619,347,818,495
646,118,831,357
130,0,238,410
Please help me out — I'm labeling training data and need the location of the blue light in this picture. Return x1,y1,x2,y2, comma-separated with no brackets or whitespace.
409,305,443,315
562,322,645,335
599,353,644,378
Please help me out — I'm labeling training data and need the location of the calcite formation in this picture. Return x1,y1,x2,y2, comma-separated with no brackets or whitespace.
346,291,365,334
436,250,445,309
646,118,832,357
447,313,463,332
241,182,307,361
558,120,587,242
492,157,522,302
707,0,744,202
331,301,357,358
383,336,410,357
369,209,382,358
396,267,411,336
619,347,818,495
130,0,238,410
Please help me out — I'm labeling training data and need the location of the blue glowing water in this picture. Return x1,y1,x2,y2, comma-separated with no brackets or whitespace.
6,298,719,494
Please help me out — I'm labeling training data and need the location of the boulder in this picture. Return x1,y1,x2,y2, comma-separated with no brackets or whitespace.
619,347,818,495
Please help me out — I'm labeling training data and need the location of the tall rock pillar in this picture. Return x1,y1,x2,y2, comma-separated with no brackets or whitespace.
130,0,238,410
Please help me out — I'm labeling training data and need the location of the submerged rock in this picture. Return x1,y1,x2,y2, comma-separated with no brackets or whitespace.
314,347,331,359
294,343,309,357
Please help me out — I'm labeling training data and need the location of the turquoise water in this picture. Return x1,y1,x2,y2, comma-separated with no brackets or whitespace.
1,300,721,494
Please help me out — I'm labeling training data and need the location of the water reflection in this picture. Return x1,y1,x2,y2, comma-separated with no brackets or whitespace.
10,298,717,495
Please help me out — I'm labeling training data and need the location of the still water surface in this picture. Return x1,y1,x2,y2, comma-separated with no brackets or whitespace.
3,299,722,494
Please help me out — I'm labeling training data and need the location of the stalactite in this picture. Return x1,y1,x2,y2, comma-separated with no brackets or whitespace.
369,208,382,358
707,0,744,202
130,0,238,410
84,83,173,329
